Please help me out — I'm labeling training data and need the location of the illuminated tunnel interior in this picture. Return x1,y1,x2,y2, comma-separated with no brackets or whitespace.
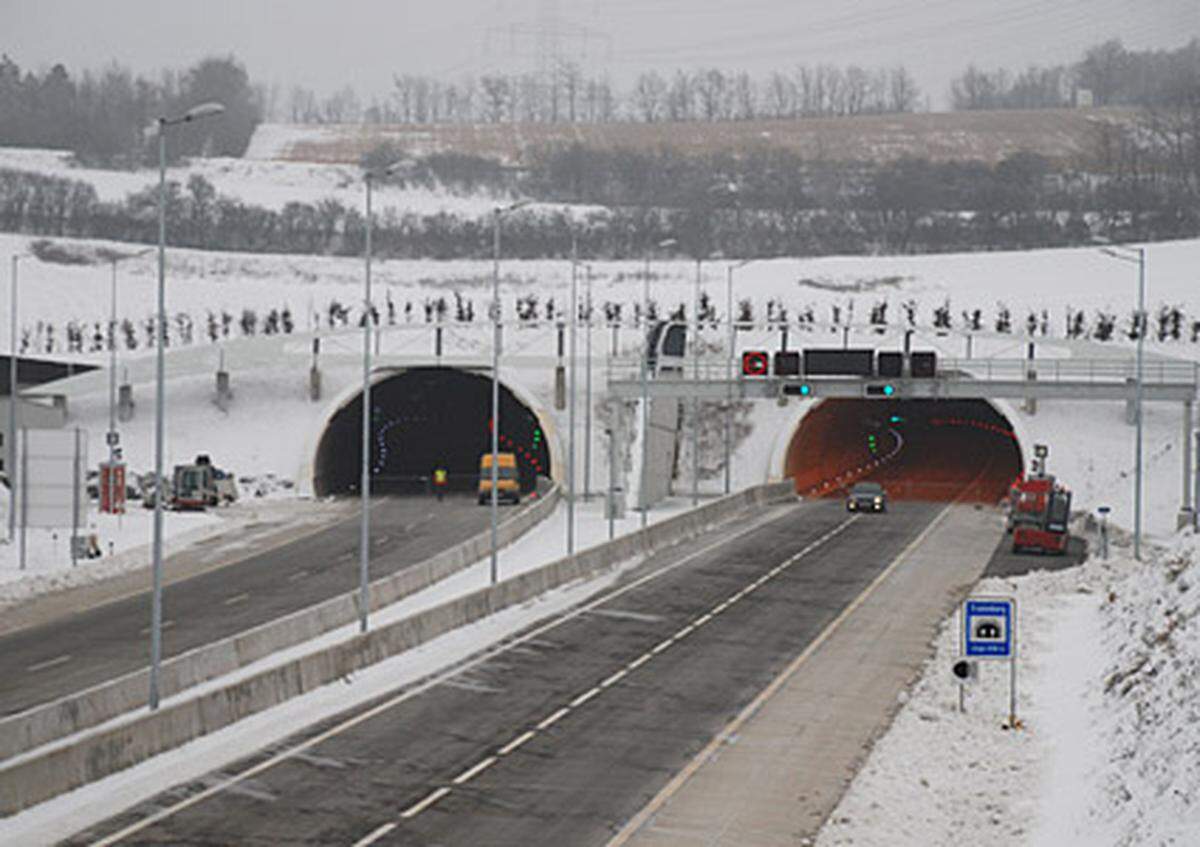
314,368,550,496
785,399,1024,503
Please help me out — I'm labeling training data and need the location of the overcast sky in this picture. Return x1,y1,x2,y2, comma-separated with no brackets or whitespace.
4,0,1198,109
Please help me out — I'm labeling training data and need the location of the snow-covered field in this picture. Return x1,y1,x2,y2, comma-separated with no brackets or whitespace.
0,146,522,218
816,528,1200,847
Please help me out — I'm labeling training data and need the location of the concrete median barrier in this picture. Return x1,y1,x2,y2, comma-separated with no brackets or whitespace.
0,486,560,765
0,482,794,816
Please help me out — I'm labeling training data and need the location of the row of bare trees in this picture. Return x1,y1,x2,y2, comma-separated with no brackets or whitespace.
283,61,921,127
950,38,1199,111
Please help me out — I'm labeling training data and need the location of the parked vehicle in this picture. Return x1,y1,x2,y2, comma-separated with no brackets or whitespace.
846,481,887,513
172,454,238,510
478,452,520,505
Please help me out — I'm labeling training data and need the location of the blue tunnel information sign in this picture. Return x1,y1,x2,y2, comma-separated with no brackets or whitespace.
964,598,1015,658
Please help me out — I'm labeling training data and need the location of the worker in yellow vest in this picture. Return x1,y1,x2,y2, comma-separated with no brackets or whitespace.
433,466,448,501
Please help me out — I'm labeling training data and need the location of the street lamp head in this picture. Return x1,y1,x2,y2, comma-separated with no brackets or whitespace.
658,238,677,248
384,158,418,176
182,102,226,122
495,199,532,215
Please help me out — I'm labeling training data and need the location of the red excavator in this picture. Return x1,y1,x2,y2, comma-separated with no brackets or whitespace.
1007,473,1071,555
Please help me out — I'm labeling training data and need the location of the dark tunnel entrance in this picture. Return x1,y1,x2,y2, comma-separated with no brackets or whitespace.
785,399,1024,503
313,368,551,497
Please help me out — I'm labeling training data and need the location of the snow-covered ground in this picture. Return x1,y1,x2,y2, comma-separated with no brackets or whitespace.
816,527,1200,846
1,228,1196,603
0,146,568,219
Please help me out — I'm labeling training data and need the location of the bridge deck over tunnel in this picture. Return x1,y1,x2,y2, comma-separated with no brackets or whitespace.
785,399,1024,503
313,367,551,497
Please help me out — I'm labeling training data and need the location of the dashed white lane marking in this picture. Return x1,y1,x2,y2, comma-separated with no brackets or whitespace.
451,756,498,785
382,512,861,831
138,620,174,635
600,668,628,688
288,570,309,582
569,687,603,708
399,786,451,819
86,503,806,846
26,654,70,673
351,821,397,847
536,707,571,730
224,593,250,606
626,653,652,671
497,730,536,756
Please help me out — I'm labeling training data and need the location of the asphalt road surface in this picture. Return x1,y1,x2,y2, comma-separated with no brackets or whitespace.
70,498,950,847
0,494,499,718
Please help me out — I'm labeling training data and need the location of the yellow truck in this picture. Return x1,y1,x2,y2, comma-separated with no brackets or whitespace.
478,452,520,505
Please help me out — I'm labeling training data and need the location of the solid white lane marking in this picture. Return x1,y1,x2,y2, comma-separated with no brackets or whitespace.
606,504,956,847
600,668,628,688
351,821,397,847
400,786,451,819
569,687,602,708
536,707,571,730
626,654,652,671
26,654,70,673
497,730,536,756
86,503,808,845
452,756,497,785
288,570,309,582
224,593,250,606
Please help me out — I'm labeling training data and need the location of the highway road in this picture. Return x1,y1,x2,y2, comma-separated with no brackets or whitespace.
0,494,502,718
70,497,952,846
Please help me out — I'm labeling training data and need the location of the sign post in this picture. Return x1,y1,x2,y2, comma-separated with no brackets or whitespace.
962,596,1018,727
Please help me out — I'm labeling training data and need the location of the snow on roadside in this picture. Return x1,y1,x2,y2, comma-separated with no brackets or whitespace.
814,531,1200,847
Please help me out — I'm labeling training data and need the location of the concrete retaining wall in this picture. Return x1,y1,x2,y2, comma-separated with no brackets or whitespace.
0,482,794,816
0,485,560,765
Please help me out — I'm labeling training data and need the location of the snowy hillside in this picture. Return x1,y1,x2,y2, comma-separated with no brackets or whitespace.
815,529,1200,847
0,146,517,218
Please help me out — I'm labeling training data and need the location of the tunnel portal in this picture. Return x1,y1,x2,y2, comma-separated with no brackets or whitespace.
314,368,550,496
785,399,1023,503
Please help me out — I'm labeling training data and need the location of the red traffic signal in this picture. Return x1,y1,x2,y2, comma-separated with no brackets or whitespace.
742,350,769,376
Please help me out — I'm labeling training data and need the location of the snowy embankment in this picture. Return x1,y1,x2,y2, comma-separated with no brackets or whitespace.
815,529,1200,847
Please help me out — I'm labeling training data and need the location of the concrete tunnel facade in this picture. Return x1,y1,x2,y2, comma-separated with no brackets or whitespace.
782,398,1025,503
312,367,554,497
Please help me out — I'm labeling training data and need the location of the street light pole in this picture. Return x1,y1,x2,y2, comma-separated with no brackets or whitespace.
724,260,754,495
1097,240,1146,561
107,249,151,472
568,238,578,556
490,200,529,583
692,257,701,507
583,264,594,502
7,254,24,544
149,101,224,711
1135,247,1145,560
359,171,375,633
357,159,414,631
